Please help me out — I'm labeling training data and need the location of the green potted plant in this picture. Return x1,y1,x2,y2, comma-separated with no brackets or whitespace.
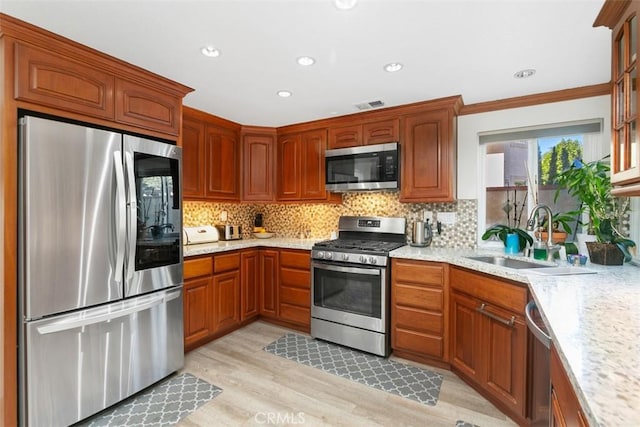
553,158,635,265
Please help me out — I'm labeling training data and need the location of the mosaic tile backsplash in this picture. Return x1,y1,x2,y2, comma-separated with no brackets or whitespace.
184,192,478,249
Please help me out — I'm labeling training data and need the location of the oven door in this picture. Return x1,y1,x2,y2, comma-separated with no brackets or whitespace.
311,261,387,333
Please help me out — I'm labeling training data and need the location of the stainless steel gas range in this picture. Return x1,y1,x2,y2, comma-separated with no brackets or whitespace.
310,216,406,357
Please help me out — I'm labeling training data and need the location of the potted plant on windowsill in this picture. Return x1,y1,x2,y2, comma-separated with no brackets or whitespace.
482,188,533,253
535,210,582,244
554,158,635,265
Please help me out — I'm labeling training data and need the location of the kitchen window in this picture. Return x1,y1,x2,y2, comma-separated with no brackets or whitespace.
478,120,606,247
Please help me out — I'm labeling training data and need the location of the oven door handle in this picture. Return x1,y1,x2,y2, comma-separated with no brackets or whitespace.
312,262,381,276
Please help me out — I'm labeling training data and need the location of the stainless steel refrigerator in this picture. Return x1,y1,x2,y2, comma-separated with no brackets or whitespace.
18,115,184,426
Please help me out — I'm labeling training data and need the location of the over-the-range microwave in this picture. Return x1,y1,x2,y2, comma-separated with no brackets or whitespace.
325,142,399,191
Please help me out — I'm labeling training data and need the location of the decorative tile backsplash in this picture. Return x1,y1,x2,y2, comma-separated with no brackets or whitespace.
183,193,478,249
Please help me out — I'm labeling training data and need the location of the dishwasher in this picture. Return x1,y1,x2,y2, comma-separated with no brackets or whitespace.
526,300,551,426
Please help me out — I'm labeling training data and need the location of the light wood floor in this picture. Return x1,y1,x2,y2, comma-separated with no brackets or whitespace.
177,321,518,427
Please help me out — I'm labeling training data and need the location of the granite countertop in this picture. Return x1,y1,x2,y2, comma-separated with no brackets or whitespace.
184,240,640,425
390,246,640,427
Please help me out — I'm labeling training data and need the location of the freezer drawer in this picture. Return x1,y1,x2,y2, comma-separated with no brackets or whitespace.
20,288,184,427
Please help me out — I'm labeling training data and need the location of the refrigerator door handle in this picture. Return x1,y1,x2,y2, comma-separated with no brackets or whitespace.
124,151,137,281
36,289,181,335
113,151,126,281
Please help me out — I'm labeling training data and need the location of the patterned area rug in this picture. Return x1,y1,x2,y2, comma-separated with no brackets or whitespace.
455,421,480,427
78,373,222,426
264,333,443,406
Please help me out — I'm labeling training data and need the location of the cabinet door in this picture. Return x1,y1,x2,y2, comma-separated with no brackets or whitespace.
481,303,527,416
400,109,455,202
212,270,240,333
328,124,362,148
450,291,482,379
205,125,240,200
300,129,327,200
183,277,212,349
277,134,301,200
241,250,260,321
243,134,275,201
182,117,206,198
115,78,181,136
15,43,115,120
550,345,588,427
363,118,399,145
260,250,280,318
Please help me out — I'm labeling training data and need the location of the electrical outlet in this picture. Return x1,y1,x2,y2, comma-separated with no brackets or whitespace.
438,212,456,225
423,210,433,223
220,211,228,222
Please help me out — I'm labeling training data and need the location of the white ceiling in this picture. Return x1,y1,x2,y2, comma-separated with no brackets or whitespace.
2,0,611,127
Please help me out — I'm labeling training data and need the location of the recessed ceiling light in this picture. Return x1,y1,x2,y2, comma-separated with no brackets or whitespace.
384,62,403,73
200,46,220,58
334,0,358,10
277,90,292,98
514,69,536,79
297,56,316,66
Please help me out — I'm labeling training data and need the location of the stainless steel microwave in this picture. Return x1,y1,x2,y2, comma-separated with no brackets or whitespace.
325,142,399,191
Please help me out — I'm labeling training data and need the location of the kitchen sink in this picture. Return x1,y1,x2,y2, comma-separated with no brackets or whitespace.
465,256,551,269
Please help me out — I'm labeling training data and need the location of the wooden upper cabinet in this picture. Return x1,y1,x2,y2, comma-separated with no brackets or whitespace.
277,133,301,200
363,118,399,145
300,129,327,199
114,79,181,135
328,124,362,148
205,125,240,200
601,1,640,195
14,43,115,119
242,130,276,202
400,108,456,202
327,118,399,149
182,116,206,198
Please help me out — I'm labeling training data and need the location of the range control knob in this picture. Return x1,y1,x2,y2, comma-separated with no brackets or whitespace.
325,252,333,260
368,256,377,265
342,253,349,261
359,255,367,264
316,251,324,259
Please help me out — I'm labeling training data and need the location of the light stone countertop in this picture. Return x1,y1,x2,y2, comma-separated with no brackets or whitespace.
390,245,640,427
184,240,640,425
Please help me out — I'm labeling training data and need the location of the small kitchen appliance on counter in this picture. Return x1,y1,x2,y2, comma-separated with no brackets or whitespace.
215,224,242,240
311,216,406,357
183,225,219,245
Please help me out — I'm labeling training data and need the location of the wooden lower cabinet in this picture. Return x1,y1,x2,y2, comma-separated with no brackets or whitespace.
212,269,240,332
241,250,260,321
391,259,449,364
260,249,280,319
550,345,589,427
449,267,528,425
278,249,311,329
183,276,213,349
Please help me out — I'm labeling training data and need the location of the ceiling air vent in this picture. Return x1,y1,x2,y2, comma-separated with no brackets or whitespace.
355,100,385,111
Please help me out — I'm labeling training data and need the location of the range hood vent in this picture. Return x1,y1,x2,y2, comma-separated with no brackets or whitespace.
355,100,385,111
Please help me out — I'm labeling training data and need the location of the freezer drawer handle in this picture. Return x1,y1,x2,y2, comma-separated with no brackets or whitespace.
36,290,181,335
475,303,516,327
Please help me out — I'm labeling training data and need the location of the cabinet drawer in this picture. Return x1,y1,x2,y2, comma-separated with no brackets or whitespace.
394,306,443,334
214,252,240,273
279,303,310,326
450,267,527,313
15,43,115,120
394,284,443,311
279,286,310,307
280,268,310,289
393,328,443,358
280,250,310,269
184,256,213,280
392,259,444,286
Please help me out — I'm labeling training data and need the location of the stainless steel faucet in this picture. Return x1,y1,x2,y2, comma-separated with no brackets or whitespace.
526,204,560,261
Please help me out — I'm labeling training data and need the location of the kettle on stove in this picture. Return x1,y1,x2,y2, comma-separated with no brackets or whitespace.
411,219,433,247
